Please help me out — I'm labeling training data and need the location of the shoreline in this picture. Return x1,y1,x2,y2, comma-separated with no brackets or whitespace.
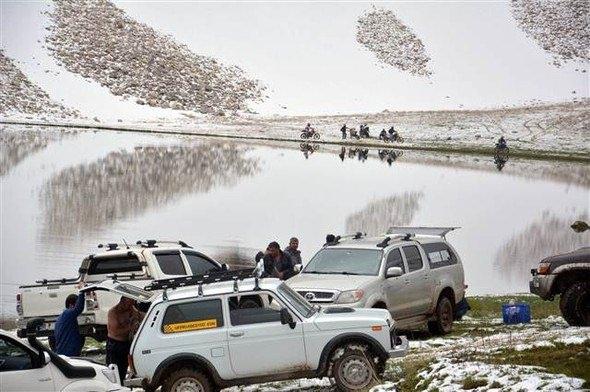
2,118,589,163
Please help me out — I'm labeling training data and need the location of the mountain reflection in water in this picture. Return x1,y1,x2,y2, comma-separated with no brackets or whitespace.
345,191,423,236
0,126,76,176
40,142,259,239
495,211,590,283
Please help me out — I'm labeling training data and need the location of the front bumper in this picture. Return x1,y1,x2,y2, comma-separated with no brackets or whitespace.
529,274,555,300
388,335,409,358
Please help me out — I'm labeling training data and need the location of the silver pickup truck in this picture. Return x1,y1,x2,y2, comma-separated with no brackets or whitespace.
288,227,468,334
16,240,241,340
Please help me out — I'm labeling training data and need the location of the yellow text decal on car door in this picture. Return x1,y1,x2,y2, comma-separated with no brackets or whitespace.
163,319,218,334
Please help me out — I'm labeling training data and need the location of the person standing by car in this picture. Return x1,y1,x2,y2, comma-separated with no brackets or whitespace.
106,297,144,384
284,237,302,266
263,241,295,280
53,283,86,356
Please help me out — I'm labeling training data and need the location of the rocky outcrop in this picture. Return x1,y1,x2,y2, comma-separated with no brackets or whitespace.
511,0,590,67
45,0,265,114
356,7,432,77
0,51,78,118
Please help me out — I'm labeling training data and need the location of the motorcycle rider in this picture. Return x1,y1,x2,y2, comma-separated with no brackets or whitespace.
379,129,388,141
496,136,507,149
388,125,398,141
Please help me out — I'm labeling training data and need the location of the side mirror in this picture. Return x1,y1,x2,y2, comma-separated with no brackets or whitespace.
386,267,403,278
280,308,296,329
221,263,229,271
43,351,51,365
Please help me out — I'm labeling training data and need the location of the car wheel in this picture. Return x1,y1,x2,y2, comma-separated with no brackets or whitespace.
332,347,377,391
428,296,454,335
162,367,212,392
560,281,590,327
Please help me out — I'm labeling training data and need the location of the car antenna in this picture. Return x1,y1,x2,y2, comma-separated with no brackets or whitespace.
122,238,130,249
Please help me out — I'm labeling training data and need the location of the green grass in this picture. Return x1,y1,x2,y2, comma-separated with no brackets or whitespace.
482,340,590,388
462,376,488,390
466,294,560,320
386,356,434,392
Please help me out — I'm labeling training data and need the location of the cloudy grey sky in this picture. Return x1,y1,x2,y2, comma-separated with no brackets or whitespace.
1,1,588,117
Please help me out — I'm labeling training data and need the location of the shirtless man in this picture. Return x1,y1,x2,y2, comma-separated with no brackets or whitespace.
106,297,144,384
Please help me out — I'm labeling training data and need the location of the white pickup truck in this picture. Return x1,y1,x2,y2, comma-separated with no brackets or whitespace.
16,240,253,341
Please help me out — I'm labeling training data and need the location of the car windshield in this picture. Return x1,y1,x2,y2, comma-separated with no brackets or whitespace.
303,248,382,276
277,283,316,318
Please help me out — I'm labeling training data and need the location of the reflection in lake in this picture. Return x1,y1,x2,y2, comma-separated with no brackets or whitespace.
495,211,590,283
0,126,75,176
40,142,259,239
345,192,423,236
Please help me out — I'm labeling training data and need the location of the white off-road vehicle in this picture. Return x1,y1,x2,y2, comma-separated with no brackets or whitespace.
0,323,127,392
288,227,468,334
17,240,260,341
84,269,408,392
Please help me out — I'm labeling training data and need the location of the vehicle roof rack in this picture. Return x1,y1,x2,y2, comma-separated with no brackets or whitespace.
325,232,366,246
144,268,256,292
386,226,459,239
135,240,193,249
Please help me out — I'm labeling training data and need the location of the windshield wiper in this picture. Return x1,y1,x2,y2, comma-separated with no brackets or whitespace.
305,271,362,275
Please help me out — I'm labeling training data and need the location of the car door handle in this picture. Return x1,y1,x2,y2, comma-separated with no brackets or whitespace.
38,377,51,382
230,331,244,338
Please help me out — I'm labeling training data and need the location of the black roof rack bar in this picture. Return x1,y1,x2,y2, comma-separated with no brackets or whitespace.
144,268,256,292
377,236,391,248
135,240,193,249
35,277,79,285
325,232,367,246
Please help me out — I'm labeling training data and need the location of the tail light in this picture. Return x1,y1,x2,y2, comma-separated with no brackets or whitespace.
537,262,551,275
16,293,23,316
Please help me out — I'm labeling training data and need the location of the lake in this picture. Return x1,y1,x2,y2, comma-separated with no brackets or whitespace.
1,125,588,317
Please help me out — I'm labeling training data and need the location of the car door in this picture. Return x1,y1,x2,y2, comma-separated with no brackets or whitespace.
0,335,55,392
383,248,410,319
226,291,306,377
401,245,431,316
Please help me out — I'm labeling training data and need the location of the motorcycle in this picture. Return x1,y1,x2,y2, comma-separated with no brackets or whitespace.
300,128,320,140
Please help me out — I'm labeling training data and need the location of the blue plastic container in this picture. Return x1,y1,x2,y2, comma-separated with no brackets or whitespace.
502,303,531,324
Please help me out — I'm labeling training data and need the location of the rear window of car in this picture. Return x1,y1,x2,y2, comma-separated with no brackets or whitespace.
162,299,223,334
88,255,142,275
422,242,458,269
154,251,186,275
402,246,423,272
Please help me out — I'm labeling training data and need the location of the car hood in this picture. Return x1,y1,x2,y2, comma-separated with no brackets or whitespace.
312,307,391,331
288,273,376,292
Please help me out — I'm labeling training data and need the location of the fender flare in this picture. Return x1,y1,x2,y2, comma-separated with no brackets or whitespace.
150,353,222,388
431,284,456,314
316,332,388,376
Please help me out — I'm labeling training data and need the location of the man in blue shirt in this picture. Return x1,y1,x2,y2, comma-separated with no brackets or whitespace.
54,289,85,357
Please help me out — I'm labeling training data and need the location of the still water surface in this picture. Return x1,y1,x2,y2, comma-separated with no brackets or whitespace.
1,126,588,316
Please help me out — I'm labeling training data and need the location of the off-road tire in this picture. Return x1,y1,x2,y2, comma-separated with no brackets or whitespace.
332,347,378,391
313,133,320,139
162,367,212,392
428,296,454,335
560,281,590,327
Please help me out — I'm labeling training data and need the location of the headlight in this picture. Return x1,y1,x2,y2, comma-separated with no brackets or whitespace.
102,366,119,384
335,289,364,304
537,262,551,275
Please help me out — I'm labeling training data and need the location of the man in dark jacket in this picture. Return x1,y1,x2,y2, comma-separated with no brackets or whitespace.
54,288,85,357
284,237,302,266
263,241,295,280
